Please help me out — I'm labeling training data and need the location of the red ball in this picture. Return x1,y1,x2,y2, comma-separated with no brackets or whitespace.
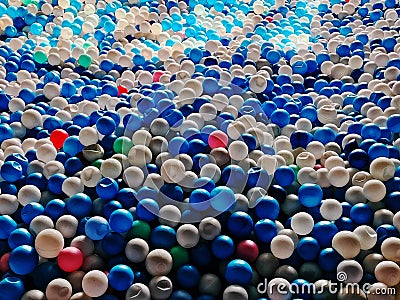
153,71,164,82
117,85,128,96
208,130,228,149
266,17,273,22
314,164,323,171
50,129,69,149
0,253,10,273
58,247,84,272
236,240,259,263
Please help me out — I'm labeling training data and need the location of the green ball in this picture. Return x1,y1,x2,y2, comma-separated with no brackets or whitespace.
113,137,134,155
92,159,104,169
170,246,189,269
78,54,92,68
33,51,47,64
126,220,151,240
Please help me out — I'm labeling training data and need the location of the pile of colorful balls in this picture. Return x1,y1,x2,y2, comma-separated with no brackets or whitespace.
0,0,399,299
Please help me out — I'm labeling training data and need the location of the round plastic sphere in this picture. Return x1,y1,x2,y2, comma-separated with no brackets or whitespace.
225,259,253,285
223,285,248,300
320,199,343,221
85,216,110,241
271,235,295,259
350,203,373,225
208,130,228,149
0,277,25,300
236,240,259,263
125,283,151,300
375,261,400,286
58,247,84,272
353,225,377,250
254,195,280,220
136,199,159,222
145,249,173,276
96,116,116,136
96,177,119,200
109,209,133,233
9,245,38,275
297,237,320,261
35,229,64,258
66,193,92,219
50,129,69,149
274,166,295,187
212,235,235,259
298,183,323,207
227,212,253,238
45,278,72,300
210,186,236,212
332,231,361,259
254,219,278,243
312,221,339,248
176,265,200,289
82,270,109,298
1,161,23,182
291,212,314,235
8,228,33,249
108,264,134,291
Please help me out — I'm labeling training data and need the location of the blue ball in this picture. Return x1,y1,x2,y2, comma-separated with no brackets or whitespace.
246,167,271,189
350,203,373,225
21,203,44,224
298,184,323,207
270,109,290,127
136,198,159,221
108,264,134,291
66,193,92,219
361,123,381,140
227,212,253,238
189,189,211,211
1,161,23,182
0,277,25,300
96,116,116,135
109,209,133,233
212,235,235,259
101,232,125,256
318,248,342,272
0,215,17,239
368,143,389,160
210,186,235,212
296,237,320,261
150,225,176,249
221,165,247,191
177,265,201,289
254,196,280,220
254,219,278,243
387,114,400,133
225,259,253,285
44,199,66,220
63,136,84,156
311,221,338,248
96,177,119,200
85,216,110,240
9,245,39,275
8,228,33,249
274,166,295,187
5,154,28,173
348,149,369,169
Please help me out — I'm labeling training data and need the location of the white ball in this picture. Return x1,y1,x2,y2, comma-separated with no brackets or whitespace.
18,185,41,206
82,270,108,297
62,177,84,197
291,212,314,235
80,166,102,187
369,157,395,181
320,199,342,221
100,158,122,178
353,225,377,250
363,179,386,202
228,141,248,161
78,127,98,146
271,235,294,260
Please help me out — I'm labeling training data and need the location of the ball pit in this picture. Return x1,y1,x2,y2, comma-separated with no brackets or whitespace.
0,0,399,299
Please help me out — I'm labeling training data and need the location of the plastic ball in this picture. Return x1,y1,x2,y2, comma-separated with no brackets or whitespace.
9,245,39,275
298,184,323,207
271,235,295,259
108,264,135,291
236,240,259,263
45,278,72,300
145,249,173,276
57,247,84,272
85,216,110,241
208,130,228,149
332,231,361,259
82,270,108,298
50,129,69,149
225,259,253,285
291,212,314,235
